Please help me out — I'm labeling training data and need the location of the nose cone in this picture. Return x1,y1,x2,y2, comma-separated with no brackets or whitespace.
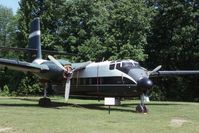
137,77,153,89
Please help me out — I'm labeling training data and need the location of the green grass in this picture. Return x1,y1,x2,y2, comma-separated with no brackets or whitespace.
0,97,199,133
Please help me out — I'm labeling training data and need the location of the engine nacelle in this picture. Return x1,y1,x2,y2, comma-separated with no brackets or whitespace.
63,65,72,79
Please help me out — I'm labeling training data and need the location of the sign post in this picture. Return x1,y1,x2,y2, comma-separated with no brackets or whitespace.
104,97,121,114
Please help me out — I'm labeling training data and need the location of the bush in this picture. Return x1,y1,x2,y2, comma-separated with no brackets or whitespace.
0,85,10,96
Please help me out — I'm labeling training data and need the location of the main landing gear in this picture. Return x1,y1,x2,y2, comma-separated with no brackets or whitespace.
136,93,149,113
39,82,52,107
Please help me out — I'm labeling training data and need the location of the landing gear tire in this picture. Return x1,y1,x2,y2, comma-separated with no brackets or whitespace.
39,97,52,107
136,104,148,113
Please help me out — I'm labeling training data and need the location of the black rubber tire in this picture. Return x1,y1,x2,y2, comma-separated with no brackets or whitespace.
38,97,52,107
136,104,148,113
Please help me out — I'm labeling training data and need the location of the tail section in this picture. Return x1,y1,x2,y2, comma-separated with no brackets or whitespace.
28,17,42,60
0,17,76,60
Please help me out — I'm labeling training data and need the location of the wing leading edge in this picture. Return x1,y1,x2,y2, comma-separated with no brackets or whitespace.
72,61,92,71
0,58,49,73
150,70,199,77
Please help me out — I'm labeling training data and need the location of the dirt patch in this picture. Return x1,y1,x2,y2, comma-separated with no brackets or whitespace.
0,127,12,132
170,118,189,127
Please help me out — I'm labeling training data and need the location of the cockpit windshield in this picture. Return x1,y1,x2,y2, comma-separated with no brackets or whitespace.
134,62,140,67
121,61,140,68
109,60,141,73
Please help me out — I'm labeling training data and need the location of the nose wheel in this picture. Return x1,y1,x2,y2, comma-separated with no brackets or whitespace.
136,104,148,113
136,93,149,113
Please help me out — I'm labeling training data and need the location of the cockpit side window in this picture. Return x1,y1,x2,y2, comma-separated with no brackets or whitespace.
116,63,121,69
109,64,115,70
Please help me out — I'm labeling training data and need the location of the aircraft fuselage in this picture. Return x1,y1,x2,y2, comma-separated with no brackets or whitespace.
34,59,153,98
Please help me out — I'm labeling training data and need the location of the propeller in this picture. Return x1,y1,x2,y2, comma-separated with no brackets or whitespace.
65,76,72,101
48,55,73,102
48,55,66,70
148,65,162,76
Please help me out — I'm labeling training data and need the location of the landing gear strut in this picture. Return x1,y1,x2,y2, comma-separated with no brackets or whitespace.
136,93,149,113
39,82,52,107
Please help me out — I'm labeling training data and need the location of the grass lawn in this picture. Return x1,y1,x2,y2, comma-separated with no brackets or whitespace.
0,97,198,133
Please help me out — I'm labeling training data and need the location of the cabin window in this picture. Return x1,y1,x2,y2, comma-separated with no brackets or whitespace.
109,64,115,70
79,78,86,85
71,78,77,85
101,77,122,84
92,78,97,84
86,78,90,85
101,77,135,84
123,77,135,84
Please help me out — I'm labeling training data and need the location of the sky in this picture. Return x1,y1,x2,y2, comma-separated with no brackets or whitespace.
0,0,20,14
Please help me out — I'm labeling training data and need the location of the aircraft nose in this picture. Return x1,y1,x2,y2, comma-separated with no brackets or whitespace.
137,77,153,89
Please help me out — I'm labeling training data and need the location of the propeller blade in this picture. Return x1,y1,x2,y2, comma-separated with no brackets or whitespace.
48,55,66,71
149,65,162,75
65,79,71,102
48,55,73,102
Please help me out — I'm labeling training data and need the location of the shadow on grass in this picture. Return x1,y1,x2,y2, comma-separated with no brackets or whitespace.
0,97,136,112
0,97,189,113
121,102,187,107
68,103,137,113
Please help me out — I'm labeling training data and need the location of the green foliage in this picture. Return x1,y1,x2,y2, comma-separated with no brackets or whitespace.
0,0,198,101
0,85,10,96
17,73,42,96
0,5,19,57
1,98,199,133
60,0,153,61
0,5,13,47
16,0,153,62
78,36,107,61
150,85,166,101
146,0,199,101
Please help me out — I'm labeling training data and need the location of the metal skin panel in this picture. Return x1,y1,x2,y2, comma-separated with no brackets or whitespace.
55,83,139,97
1,17,199,100
0,58,49,73
73,61,137,84
68,61,141,97
128,68,148,81
34,60,64,81
28,17,42,60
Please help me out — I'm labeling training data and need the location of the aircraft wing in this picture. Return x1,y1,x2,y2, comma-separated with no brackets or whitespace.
72,61,92,71
0,58,49,73
150,70,199,77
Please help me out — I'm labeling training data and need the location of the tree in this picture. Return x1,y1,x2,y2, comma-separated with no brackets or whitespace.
146,0,199,101
0,5,19,53
0,5,20,94
12,0,67,95
60,0,154,61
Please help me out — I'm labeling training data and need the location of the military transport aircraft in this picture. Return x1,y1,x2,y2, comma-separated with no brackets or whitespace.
0,18,199,113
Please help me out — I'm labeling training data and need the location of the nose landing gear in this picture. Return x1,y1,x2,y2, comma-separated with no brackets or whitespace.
136,93,149,113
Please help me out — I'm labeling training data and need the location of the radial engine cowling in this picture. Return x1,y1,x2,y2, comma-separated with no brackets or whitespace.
63,65,73,79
